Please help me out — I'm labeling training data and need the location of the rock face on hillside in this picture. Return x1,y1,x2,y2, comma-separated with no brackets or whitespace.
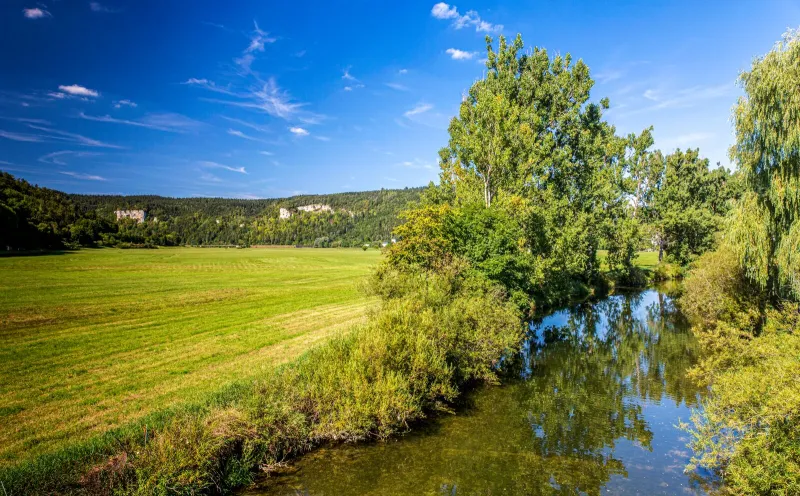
297,204,333,213
279,204,342,219
115,209,146,223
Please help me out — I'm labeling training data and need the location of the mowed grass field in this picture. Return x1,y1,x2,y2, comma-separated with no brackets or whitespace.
0,247,380,466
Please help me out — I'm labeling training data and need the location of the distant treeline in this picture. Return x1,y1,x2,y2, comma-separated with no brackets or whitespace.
0,172,423,249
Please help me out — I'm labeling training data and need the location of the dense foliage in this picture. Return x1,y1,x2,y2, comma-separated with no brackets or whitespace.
681,29,800,495
1,173,422,250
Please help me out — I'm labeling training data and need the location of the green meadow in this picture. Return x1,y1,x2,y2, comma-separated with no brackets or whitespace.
0,247,380,466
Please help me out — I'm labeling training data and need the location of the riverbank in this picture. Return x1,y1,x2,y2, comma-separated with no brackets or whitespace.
245,287,707,495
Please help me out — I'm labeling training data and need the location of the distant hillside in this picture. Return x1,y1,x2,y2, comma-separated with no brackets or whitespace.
1,171,424,249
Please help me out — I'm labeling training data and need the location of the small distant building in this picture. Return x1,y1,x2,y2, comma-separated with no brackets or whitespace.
115,209,146,223
279,208,293,219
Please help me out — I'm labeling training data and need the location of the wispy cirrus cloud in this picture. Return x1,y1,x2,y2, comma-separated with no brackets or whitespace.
200,77,307,120
0,129,45,142
446,48,476,60
78,112,201,132
60,171,106,181
246,21,275,53
385,82,409,91
289,127,309,136
39,150,103,165
404,103,433,118
198,160,247,174
227,128,270,143
620,83,735,117
399,158,435,170
27,124,122,148
23,7,51,19
235,21,276,71
220,116,270,133
431,2,502,33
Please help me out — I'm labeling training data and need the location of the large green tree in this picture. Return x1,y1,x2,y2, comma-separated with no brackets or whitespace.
437,34,643,288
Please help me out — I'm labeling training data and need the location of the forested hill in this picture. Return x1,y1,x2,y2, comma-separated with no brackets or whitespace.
1,171,424,249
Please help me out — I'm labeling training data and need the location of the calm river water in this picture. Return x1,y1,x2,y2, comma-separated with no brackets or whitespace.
245,288,711,495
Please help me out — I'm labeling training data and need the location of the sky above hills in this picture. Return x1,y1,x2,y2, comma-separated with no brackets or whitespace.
0,0,797,197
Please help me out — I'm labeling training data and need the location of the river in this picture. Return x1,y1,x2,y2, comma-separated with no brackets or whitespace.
244,288,712,495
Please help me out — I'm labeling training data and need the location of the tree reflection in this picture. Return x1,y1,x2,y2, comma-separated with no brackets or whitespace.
511,290,705,494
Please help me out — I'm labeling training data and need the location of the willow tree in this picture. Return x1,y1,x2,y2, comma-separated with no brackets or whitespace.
729,29,800,298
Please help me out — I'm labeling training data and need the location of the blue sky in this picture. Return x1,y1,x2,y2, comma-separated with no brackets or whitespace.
0,0,797,197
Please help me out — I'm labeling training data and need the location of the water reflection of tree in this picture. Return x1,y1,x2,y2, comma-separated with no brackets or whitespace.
510,290,704,494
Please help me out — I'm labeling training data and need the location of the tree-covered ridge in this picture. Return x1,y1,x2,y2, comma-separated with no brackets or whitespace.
1,173,423,249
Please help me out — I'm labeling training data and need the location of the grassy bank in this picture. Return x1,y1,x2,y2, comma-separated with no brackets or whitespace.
0,247,380,467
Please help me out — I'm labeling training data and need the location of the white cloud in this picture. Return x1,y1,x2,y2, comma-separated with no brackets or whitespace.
79,112,200,132
343,86,353,92
342,67,358,81
60,171,106,181
23,8,50,19
198,160,247,174
47,92,67,99
113,99,137,108
446,48,476,60
385,82,409,91
404,103,433,117
398,69,408,75
289,127,309,136
259,151,274,156
314,136,331,142
431,2,459,19
58,84,99,98
643,89,659,101
246,20,276,53
431,3,502,33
